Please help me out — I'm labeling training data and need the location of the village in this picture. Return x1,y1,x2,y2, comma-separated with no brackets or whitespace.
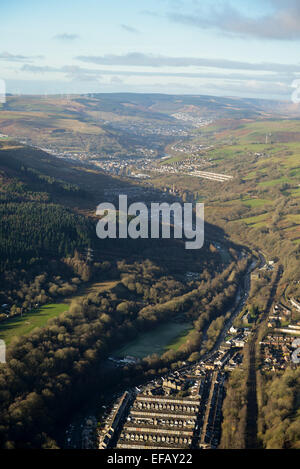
260,297,300,370
96,326,247,450
95,293,300,451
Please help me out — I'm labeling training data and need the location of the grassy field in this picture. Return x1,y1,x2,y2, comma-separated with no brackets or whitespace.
258,176,293,187
290,187,300,198
0,303,69,344
241,197,273,208
286,214,300,224
0,280,119,345
64,280,119,303
166,328,194,351
114,321,193,359
240,212,269,227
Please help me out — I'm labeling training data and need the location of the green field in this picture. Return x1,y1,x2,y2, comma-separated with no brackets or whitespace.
0,303,69,344
240,212,269,227
290,187,300,197
114,321,194,359
166,328,194,351
0,280,120,346
242,197,273,208
258,176,293,187
64,280,119,303
286,214,300,224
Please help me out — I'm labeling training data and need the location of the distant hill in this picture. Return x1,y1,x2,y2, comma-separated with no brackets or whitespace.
1,93,299,160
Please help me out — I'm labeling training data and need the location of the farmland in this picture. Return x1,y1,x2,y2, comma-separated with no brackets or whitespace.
150,118,300,247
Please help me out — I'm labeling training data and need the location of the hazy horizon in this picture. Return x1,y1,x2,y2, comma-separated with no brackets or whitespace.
1,0,300,100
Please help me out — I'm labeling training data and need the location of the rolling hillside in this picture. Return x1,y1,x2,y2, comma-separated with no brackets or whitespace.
1,94,299,160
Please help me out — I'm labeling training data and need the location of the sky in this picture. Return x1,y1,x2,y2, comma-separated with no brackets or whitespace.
1,0,300,100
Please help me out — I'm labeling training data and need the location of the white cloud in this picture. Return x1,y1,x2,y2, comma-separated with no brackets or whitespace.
167,0,300,40
120,24,140,34
75,52,300,73
0,52,43,62
53,33,80,41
